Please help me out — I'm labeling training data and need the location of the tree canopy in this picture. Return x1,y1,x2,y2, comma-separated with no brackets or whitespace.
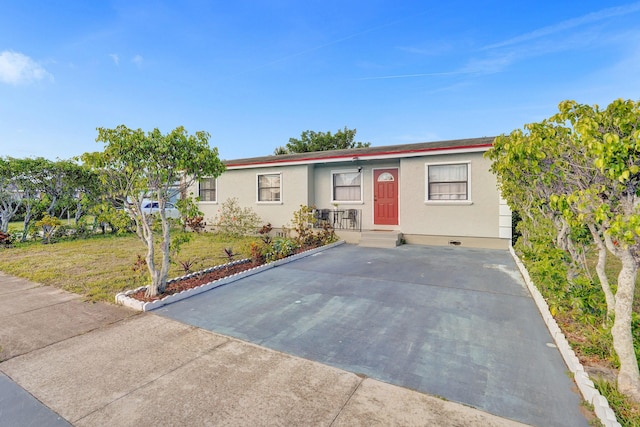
274,127,370,155
83,125,225,297
0,157,98,239
486,98,640,402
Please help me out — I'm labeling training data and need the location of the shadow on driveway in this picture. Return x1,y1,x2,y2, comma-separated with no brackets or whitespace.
155,244,589,427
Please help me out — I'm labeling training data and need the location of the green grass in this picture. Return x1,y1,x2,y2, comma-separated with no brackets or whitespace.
592,377,640,427
0,231,259,302
7,221,23,233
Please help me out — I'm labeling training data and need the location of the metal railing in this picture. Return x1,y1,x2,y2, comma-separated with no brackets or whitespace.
312,208,361,232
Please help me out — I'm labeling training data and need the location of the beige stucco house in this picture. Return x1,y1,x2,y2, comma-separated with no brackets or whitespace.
192,137,512,249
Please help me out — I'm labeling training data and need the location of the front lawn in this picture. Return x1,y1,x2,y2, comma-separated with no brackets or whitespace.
0,232,258,302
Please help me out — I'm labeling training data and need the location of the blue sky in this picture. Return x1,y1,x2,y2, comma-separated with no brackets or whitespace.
1,1,639,161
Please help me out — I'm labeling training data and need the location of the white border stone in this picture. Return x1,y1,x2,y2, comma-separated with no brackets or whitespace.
116,240,345,312
509,246,621,427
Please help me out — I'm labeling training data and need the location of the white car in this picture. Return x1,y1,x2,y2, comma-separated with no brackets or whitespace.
141,201,181,219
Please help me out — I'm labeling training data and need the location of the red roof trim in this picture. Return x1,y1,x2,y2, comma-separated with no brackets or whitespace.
227,143,493,168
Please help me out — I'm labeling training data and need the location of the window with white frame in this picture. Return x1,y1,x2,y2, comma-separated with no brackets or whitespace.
198,178,217,202
426,163,470,201
257,173,281,202
332,170,362,202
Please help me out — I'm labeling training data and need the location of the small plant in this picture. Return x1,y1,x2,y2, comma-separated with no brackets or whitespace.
223,247,236,262
258,223,273,244
176,258,199,274
0,231,12,246
185,216,206,233
264,237,298,262
250,241,264,266
214,198,262,237
35,214,62,244
131,254,149,286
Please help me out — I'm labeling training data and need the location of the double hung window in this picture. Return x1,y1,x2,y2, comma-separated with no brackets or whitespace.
332,171,362,203
198,178,217,202
257,173,281,202
426,163,470,201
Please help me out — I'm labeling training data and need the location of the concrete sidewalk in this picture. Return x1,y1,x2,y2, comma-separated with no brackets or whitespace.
0,272,529,426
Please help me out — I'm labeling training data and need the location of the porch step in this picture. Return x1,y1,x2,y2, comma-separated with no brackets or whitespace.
359,231,403,248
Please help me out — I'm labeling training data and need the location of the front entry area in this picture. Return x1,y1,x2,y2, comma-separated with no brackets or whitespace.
373,168,398,225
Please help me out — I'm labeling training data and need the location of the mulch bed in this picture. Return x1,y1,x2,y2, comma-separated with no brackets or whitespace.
128,244,323,303
129,260,258,303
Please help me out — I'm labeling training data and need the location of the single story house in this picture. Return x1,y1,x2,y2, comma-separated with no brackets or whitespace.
191,137,512,249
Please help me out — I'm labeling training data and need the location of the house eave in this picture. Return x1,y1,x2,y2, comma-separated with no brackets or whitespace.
226,138,494,170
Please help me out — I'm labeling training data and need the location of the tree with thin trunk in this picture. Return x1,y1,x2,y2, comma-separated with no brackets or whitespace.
487,98,640,402
82,125,225,298
0,158,23,233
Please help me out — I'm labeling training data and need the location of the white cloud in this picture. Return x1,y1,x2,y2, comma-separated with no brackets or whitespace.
483,2,640,50
110,53,120,65
0,50,53,85
132,54,143,67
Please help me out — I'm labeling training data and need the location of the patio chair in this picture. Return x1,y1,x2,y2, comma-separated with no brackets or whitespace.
344,209,357,229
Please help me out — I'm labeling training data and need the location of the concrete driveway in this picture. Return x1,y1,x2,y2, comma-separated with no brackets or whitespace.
156,243,589,427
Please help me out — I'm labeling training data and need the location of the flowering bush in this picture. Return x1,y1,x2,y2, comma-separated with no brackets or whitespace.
214,198,262,237
289,205,337,247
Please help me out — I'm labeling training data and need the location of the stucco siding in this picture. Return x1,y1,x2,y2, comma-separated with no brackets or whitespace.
190,138,511,248
195,165,312,228
312,160,400,229
399,152,502,239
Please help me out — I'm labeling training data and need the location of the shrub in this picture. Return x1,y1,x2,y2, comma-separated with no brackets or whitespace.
288,205,337,247
0,231,12,246
258,223,273,244
35,214,62,244
214,198,262,237
185,216,206,233
250,241,264,265
264,237,298,262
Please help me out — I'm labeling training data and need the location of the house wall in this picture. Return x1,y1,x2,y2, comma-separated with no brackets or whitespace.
193,150,511,249
195,164,313,228
312,159,401,229
398,151,508,248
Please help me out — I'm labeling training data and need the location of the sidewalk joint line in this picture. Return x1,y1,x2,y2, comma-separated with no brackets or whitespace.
328,374,366,426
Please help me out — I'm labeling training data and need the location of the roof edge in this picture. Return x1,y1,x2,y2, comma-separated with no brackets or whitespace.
225,137,495,169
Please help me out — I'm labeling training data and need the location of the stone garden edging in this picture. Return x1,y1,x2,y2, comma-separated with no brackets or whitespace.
116,240,345,312
509,246,621,427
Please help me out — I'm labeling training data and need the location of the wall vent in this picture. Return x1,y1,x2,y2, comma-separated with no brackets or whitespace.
448,240,462,246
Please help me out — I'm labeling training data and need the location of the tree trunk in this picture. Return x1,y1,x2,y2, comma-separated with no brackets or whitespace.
75,201,83,223
21,205,34,242
47,196,57,216
556,218,569,250
140,214,161,298
589,224,615,318
158,210,171,294
610,247,640,402
0,212,8,233
143,234,158,298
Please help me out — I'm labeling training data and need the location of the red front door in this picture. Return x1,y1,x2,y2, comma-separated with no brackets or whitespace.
374,168,398,225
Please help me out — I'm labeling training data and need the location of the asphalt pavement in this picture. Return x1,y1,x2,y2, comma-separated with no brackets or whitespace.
156,244,591,427
0,265,532,426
